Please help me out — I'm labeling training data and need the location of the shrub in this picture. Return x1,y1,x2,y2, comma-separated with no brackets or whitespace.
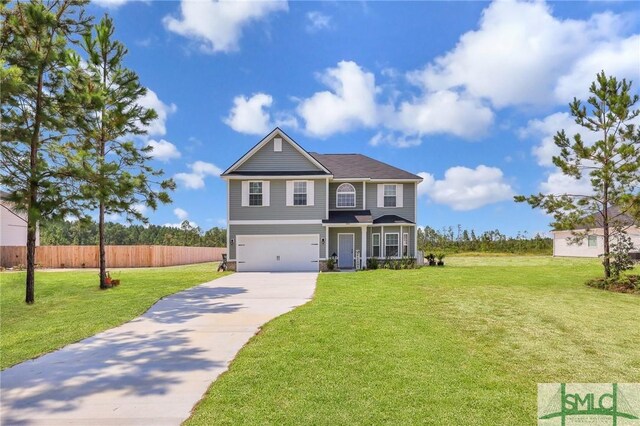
586,275,639,293
426,253,436,266
326,258,336,271
367,258,379,270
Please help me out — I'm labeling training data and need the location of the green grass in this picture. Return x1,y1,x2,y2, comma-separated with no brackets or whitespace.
186,256,639,425
0,262,226,370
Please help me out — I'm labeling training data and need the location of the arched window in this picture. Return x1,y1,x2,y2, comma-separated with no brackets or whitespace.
336,183,356,208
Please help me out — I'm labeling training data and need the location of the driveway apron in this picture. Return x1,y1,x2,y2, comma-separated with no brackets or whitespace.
1,272,317,425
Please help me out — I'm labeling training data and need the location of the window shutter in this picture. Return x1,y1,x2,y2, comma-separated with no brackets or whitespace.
286,181,294,206
377,184,384,208
241,181,249,207
307,180,314,206
396,184,403,208
263,181,270,206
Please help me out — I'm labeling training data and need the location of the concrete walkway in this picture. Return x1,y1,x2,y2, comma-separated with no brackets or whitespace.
1,272,317,425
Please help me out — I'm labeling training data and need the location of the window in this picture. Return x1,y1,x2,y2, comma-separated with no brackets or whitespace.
336,183,356,208
384,184,397,207
293,181,308,206
403,233,409,256
249,181,262,206
588,235,597,247
385,233,399,257
372,233,380,257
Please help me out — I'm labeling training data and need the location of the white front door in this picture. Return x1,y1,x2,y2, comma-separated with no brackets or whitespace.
338,234,354,269
236,235,319,272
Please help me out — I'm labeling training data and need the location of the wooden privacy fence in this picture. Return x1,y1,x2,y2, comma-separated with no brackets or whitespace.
0,245,226,268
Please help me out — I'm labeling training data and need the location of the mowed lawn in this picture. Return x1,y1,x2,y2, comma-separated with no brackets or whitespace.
0,262,226,370
187,257,640,425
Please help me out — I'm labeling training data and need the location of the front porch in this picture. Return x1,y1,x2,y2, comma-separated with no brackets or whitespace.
322,211,416,270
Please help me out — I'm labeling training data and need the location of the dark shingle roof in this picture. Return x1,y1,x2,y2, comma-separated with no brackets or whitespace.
573,207,637,230
372,215,414,225
225,171,329,176
310,153,422,180
323,210,373,224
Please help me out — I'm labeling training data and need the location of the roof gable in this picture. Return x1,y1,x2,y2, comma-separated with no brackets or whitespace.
222,128,330,176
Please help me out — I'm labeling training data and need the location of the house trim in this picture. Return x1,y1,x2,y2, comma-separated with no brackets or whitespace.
229,220,323,225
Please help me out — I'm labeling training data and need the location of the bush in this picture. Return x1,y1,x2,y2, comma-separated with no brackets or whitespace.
586,275,639,293
326,258,336,271
436,253,445,266
367,258,379,270
426,253,436,266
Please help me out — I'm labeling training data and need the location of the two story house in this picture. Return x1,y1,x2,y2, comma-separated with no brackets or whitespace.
221,128,423,272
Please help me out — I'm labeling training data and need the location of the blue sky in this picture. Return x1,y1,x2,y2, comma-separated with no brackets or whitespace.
91,0,640,235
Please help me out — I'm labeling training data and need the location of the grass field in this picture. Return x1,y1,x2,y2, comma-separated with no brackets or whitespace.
0,262,225,370
186,256,639,425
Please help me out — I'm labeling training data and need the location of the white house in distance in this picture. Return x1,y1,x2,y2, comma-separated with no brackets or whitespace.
0,192,39,247
552,208,639,258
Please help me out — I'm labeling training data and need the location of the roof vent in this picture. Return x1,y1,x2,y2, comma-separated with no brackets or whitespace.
274,138,282,152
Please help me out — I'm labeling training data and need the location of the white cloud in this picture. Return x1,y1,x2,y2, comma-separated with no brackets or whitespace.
138,89,177,137
132,203,148,215
163,0,288,53
147,139,181,162
297,61,378,138
105,213,121,222
163,220,197,229
174,160,222,190
306,11,331,33
410,1,633,108
392,90,494,139
539,171,594,196
92,0,131,9
224,93,273,135
417,166,514,211
369,131,422,148
173,207,189,220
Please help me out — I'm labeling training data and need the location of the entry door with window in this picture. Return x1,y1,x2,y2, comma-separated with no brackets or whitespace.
338,234,354,269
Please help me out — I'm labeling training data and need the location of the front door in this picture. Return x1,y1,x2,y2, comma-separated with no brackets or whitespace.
338,234,354,269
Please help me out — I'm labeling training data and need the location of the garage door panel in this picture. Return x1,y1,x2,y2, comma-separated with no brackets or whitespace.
237,235,319,272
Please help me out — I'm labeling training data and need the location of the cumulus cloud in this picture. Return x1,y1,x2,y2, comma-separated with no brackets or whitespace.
369,131,422,148
306,11,332,33
147,139,181,162
173,207,189,220
92,0,132,9
163,0,288,53
539,171,594,196
132,203,148,215
297,61,378,138
410,1,633,108
417,166,514,211
224,93,273,135
392,90,494,139
138,89,177,137
174,161,222,190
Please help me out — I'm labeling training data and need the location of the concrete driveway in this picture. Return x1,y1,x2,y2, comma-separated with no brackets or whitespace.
1,272,317,425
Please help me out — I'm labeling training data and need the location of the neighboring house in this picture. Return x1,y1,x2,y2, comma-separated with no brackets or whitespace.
221,128,423,272
0,192,39,247
552,207,639,257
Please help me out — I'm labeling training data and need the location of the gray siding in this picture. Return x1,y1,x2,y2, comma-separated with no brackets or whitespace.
229,179,327,220
367,225,415,258
328,182,364,210
229,224,325,259
366,182,416,222
236,136,323,172
328,227,362,267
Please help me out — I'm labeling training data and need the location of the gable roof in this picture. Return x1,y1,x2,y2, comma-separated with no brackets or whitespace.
572,206,637,230
221,128,331,176
310,153,422,180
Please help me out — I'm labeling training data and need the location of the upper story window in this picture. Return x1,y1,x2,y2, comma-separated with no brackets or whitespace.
384,184,397,207
249,181,263,206
293,181,308,206
336,183,356,208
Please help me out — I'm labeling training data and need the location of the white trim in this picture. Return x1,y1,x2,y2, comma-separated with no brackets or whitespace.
222,128,331,175
323,223,373,227
325,226,329,259
325,178,329,220
361,225,367,269
223,175,333,180
370,178,422,182
263,181,270,207
381,225,385,257
229,220,323,225
273,137,282,152
362,181,366,209
237,233,318,238
372,232,381,258
307,180,314,206
226,180,230,256
337,232,355,269
336,183,356,208
403,231,409,256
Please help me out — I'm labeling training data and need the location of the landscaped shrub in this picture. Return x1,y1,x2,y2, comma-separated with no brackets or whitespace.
586,275,639,293
367,258,379,270
326,258,336,271
436,253,445,266
426,253,436,266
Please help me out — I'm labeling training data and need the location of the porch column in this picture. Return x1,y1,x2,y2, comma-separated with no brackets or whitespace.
361,225,367,269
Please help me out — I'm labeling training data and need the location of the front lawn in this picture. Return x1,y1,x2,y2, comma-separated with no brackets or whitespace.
0,262,226,370
186,256,639,425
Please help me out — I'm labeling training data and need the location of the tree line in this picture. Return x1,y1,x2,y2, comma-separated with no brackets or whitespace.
1,1,173,301
417,226,552,255
40,219,227,247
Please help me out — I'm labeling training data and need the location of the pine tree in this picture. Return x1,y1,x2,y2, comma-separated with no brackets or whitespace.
0,0,90,303
516,72,640,279
68,15,174,289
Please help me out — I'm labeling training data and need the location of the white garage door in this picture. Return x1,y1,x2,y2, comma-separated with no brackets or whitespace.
236,234,319,272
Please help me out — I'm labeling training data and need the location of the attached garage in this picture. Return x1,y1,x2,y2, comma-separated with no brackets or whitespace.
236,234,319,272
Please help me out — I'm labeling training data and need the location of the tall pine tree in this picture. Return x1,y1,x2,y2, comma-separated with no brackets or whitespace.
0,0,90,304
68,15,174,289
